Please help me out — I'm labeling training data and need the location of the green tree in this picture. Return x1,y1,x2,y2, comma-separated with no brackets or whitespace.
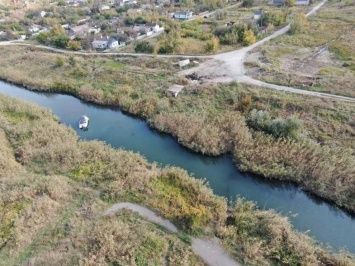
134,16,147,24
135,41,154,53
52,35,69,48
36,32,50,45
242,0,254,7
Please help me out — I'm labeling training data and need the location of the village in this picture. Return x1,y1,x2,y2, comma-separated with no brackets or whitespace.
0,0,312,53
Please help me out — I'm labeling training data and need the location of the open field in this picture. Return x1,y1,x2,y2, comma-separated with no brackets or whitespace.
0,45,354,214
245,0,355,97
1,94,354,265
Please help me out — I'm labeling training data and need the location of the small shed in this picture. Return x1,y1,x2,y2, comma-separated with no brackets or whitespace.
167,85,184,97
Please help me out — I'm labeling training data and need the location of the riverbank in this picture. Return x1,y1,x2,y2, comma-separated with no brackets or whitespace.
0,45,354,215
0,93,353,265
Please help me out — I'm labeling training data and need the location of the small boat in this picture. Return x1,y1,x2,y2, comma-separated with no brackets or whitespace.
79,115,89,129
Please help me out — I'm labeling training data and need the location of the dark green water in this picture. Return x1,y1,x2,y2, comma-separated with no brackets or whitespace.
1,81,354,253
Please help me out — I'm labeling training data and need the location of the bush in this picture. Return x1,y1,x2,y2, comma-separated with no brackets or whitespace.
67,40,81,51
242,0,254,7
134,41,154,53
134,16,146,24
242,29,256,45
290,13,307,34
54,56,64,68
205,36,219,53
247,109,303,138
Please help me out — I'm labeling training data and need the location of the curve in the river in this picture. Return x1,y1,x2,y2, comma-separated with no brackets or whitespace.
0,81,354,253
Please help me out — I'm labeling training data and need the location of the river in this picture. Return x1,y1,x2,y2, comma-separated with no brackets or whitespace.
0,81,354,253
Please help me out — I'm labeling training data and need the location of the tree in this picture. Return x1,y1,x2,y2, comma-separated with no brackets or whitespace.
286,0,295,5
52,35,69,48
205,36,219,53
242,29,256,45
67,40,82,51
290,13,307,34
242,0,254,7
125,17,134,26
134,16,147,24
36,32,50,44
135,41,154,53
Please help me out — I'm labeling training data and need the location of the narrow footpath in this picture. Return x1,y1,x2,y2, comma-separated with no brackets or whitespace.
104,202,240,266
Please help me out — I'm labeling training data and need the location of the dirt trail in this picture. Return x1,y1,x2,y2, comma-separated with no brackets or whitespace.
104,202,240,266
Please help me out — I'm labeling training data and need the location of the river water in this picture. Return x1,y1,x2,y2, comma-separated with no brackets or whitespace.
0,81,354,253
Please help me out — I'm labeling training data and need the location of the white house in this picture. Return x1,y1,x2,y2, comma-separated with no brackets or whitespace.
295,0,309,5
28,24,40,33
107,37,118,48
173,11,193,20
92,37,123,49
101,5,110,10
146,22,163,33
254,11,261,20
92,38,109,49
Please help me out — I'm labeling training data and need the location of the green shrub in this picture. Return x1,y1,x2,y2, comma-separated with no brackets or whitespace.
134,41,154,53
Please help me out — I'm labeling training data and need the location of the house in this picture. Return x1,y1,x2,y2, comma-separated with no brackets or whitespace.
173,11,193,20
254,11,261,20
92,37,124,49
0,31,8,40
295,0,309,5
67,1,79,7
28,24,40,33
101,5,110,10
107,37,118,48
92,37,109,49
270,0,285,6
146,22,163,33
167,84,184,97
68,23,90,39
27,24,48,35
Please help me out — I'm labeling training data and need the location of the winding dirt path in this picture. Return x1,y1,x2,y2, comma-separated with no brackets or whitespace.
104,202,240,266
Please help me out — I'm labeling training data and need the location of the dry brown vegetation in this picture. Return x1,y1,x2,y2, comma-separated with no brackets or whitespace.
1,94,354,265
245,1,355,97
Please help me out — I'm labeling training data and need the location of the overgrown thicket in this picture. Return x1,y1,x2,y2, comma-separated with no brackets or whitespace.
219,198,353,266
152,108,355,212
0,94,353,265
